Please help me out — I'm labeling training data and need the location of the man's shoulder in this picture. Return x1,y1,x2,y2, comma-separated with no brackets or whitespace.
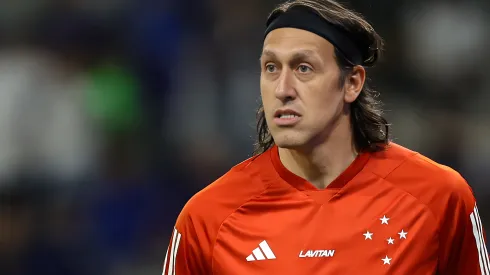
177,152,272,229
191,151,272,205
374,142,469,191
368,142,475,216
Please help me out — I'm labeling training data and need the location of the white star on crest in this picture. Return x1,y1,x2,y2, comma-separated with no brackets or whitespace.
363,231,373,240
387,237,394,244
398,230,408,239
380,215,390,225
382,256,392,265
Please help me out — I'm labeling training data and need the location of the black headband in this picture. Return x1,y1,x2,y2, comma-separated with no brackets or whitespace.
264,6,363,65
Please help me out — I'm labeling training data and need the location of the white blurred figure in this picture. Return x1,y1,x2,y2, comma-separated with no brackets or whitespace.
0,47,97,188
402,0,489,83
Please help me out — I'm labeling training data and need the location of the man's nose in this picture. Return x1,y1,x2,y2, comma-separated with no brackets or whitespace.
274,69,297,101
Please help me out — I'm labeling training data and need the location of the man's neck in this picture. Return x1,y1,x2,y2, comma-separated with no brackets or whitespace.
278,121,358,189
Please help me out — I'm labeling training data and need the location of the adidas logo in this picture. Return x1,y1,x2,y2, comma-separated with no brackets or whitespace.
246,240,276,261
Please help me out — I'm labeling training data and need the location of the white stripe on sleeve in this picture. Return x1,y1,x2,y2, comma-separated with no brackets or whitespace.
167,228,178,275
470,204,489,275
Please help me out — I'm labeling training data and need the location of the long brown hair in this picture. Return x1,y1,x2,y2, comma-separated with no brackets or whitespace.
254,0,390,155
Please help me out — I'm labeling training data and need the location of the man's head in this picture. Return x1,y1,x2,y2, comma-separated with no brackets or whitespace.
255,0,389,155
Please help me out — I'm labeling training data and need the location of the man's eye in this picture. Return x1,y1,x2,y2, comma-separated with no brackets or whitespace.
298,65,312,73
266,64,276,72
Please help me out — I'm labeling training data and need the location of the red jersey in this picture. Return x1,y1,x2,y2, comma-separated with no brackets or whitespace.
162,143,489,274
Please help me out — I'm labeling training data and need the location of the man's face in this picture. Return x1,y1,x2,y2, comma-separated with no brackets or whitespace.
260,28,347,150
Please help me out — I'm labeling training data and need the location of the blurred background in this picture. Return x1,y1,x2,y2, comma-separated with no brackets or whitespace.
0,0,489,274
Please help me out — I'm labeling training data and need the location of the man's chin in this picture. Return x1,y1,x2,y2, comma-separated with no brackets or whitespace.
273,137,306,150
272,130,319,151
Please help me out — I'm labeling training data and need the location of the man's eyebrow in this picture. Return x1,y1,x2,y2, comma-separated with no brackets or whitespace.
260,49,318,61
260,49,277,61
290,50,317,61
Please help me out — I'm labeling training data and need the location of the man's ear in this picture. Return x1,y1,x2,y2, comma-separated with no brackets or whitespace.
344,65,365,103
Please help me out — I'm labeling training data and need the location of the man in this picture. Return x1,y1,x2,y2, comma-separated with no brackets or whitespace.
162,0,489,274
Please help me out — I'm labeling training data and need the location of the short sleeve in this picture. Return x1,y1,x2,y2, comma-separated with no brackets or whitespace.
438,177,490,274
161,208,213,275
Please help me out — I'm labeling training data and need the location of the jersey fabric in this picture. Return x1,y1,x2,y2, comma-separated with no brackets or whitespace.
162,142,489,274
